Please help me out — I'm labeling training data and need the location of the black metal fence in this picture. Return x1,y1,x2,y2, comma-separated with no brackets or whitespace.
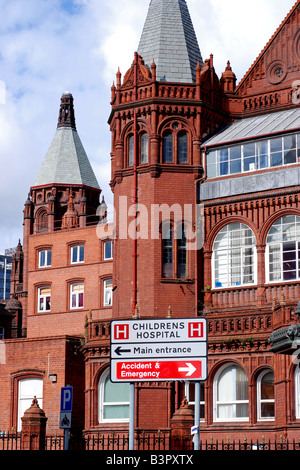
1,431,300,451
82,431,171,451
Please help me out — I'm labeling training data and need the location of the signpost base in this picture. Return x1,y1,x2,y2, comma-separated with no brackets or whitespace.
129,383,135,450
193,382,200,450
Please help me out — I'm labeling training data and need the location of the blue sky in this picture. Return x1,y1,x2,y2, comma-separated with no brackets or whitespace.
0,0,296,254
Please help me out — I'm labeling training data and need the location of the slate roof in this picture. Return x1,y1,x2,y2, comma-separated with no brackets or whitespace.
138,0,202,83
32,94,100,190
204,108,300,147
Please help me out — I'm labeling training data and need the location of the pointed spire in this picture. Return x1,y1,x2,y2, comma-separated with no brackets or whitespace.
138,0,202,83
57,91,76,129
32,93,100,190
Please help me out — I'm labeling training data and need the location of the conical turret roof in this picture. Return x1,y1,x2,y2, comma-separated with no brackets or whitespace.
138,0,202,83
32,92,100,190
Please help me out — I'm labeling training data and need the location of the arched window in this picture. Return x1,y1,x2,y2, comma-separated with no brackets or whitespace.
177,132,188,163
140,133,148,164
38,286,51,312
163,131,173,163
257,370,274,421
98,368,130,423
128,135,134,166
214,364,249,422
37,211,48,233
212,222,256,288
266,215,300,282
177,223,187,278
162,224,173,278
18,378,43,431
70,283,84,309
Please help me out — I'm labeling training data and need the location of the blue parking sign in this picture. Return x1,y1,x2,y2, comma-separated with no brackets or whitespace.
60,386,73,412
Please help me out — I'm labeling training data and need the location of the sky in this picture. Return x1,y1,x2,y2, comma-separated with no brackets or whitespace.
0,0,296,254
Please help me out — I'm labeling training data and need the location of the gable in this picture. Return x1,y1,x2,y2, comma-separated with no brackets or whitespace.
236,1,300,99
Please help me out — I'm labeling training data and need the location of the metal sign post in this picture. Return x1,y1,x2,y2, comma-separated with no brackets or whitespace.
193,382,201,450
129,383,135,450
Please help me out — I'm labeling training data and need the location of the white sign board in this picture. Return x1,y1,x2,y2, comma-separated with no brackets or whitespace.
110,318,207,383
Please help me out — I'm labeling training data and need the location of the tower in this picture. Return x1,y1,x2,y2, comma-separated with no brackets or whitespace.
109,0,229,321
14,91,102,336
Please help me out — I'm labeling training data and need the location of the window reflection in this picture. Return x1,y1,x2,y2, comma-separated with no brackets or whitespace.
206,133,299,178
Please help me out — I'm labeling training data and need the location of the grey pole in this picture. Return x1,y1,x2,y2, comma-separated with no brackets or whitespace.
129,383,135,450
193,382,200,450
64,429,69,450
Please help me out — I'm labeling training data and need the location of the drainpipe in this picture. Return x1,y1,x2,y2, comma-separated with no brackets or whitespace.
194,146,207,317
132,52,138,317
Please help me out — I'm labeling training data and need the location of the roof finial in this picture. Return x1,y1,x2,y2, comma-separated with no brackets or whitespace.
57,91,76,129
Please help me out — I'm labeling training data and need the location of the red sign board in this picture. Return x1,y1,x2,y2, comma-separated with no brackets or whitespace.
113,359,205,382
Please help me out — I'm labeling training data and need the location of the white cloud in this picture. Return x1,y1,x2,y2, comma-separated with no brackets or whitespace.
0,0,296,254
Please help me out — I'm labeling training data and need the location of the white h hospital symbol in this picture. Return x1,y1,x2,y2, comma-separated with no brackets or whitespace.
114,323,129,340
188,322,203,338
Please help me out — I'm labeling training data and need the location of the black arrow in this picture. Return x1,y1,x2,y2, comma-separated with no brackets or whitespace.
115,346,131,356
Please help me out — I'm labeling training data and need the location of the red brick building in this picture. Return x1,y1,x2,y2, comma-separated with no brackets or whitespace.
1,0,300,447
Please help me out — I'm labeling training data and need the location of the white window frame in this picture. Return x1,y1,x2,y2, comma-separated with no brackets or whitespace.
212,223,257,289
18,378,43,431
71,245,84,264
265,215,300,283
213,363,249,422
206,133,299,178
70,283,84,309
38,249,52,268
257,370,275,421
98,368,130,423
38,286,51,312
104,241,113,260
103,279,113,306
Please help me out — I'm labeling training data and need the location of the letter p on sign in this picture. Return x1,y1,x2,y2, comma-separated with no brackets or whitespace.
61,386,73,412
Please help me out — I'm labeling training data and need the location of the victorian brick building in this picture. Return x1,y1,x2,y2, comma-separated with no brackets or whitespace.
1,0,300,446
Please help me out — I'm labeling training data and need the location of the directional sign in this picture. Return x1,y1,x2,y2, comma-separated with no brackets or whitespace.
60,386,73,429
111,358,207,382
111,341,207,359
110,318,207,382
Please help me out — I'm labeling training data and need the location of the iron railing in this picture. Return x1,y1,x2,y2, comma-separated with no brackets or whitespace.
1,431,300,451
